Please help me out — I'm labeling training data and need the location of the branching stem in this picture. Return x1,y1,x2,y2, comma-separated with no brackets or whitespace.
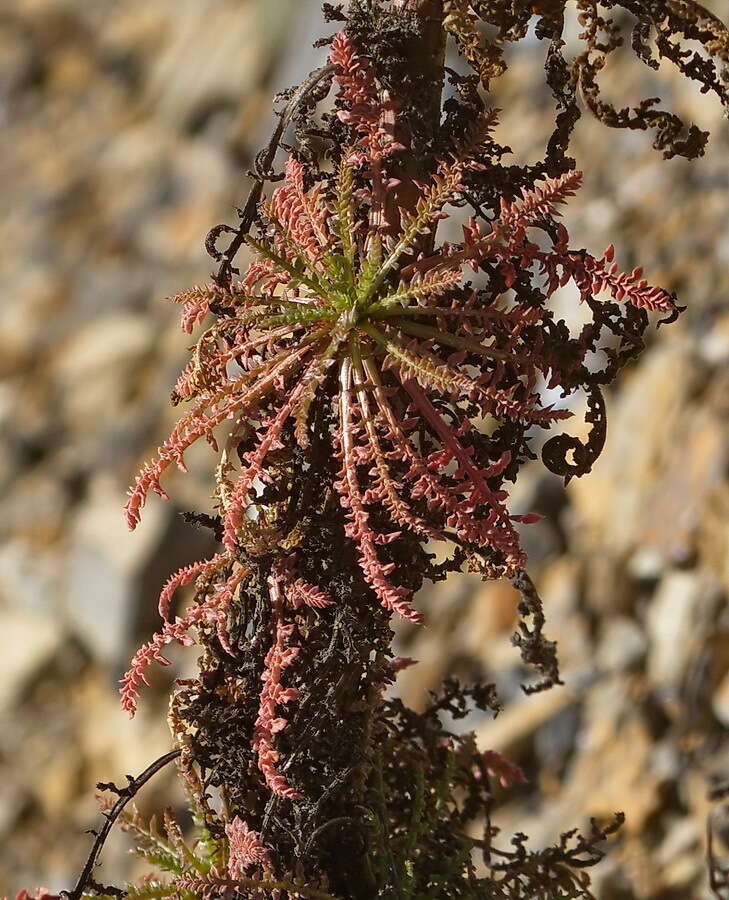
62,749,182,900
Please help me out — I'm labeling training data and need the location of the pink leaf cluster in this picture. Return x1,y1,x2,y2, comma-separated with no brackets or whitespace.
158,553,229,620
329,31,403,163
225,816,271,877
252,565,305,798
168,283,227,333
481,749,528,789
583,244,674,310
267,157,330,265
120,560,245,715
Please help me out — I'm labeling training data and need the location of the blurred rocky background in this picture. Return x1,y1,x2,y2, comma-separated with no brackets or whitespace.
0,1,727,896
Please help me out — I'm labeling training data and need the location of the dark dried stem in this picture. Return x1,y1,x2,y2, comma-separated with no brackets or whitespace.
212,63,335,289
62,749,181,900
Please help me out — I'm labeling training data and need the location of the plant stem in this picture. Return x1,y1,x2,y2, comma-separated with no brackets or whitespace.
62,750,182,900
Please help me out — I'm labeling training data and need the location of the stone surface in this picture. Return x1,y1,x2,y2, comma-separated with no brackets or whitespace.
0,611,64,712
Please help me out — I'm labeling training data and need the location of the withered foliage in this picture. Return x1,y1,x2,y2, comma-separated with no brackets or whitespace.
64,2,729,899
439,0,729,158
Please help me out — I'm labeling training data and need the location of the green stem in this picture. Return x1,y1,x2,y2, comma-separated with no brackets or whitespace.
372,747,403,899
385,319,515,361
246,235,328,297
400,764,426,898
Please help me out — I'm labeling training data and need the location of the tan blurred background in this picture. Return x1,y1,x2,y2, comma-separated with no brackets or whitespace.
0,1,727,896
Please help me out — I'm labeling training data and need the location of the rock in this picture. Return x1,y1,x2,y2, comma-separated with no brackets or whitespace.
0,540,60,616
597,616,647,673
66,475,169,664
627,547,664,583
568,339,692,560
699,311,729,366
538,557,591,666
475,682,576,755
52,313,155,425
712,668,729,727
645,571,720,691
557,681,661,835
0,610,63,712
